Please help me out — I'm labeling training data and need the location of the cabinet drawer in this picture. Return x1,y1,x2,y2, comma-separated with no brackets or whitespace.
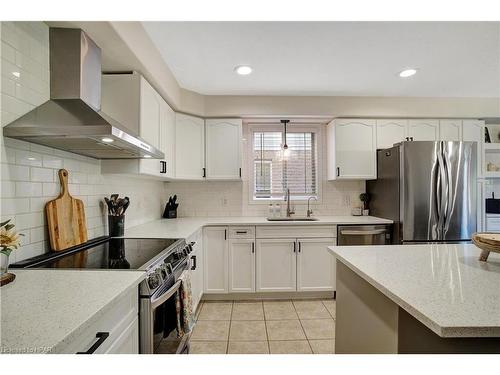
228,226,255,239
486,217,500,232
256,225,336,239
60,287,138,354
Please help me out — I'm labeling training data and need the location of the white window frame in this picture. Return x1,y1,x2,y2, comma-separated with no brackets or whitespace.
247,123,323,205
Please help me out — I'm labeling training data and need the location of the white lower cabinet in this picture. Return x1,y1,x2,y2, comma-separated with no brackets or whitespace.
296,238,336,292
61,288,139,354
203,227,229,293
229,239,255,293
256,239,297,292
104,316,139,354
188,229,204,311
203,225,337,295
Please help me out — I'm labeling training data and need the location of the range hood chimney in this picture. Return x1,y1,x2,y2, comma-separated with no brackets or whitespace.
3,28,164,159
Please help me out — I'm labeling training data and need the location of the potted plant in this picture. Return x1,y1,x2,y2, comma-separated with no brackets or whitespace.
359,193,371,216
1,219,23,283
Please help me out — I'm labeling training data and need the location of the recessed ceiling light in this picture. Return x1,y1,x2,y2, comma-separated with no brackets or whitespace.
101,137,114,143
143,155,152,158
12,71,20,78
399,69,418,78
234,65,252,75
27,157,36,161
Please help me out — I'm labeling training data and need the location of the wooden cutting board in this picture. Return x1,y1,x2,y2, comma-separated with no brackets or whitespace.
46,169,88,251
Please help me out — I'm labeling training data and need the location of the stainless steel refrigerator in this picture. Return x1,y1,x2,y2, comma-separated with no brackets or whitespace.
367,141,477,244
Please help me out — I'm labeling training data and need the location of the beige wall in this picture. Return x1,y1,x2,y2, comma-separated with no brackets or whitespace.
204,95,500,118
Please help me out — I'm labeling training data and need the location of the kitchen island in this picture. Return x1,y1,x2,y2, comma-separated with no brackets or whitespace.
328,243,500,353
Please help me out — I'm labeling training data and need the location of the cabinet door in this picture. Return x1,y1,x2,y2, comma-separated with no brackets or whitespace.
256,239,296,292
139,77,161,149
203,227,228,293
104,317,139,354
296,238,336,292
376,119,408,149
175,113,205,180
205,119,242,179
329,119,377,180
462,120,485,178
160,100,176,178
228,239,255,293
439,120,462,141
408,120,439,141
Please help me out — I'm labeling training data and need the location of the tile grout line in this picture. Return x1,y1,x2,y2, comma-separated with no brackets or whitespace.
293,300,314,354
226,301,234,354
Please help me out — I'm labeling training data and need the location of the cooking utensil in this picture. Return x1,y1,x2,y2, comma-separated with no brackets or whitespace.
46,169,88,251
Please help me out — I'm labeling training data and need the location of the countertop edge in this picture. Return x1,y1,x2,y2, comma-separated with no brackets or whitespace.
49,271,145,354
328,246,500,338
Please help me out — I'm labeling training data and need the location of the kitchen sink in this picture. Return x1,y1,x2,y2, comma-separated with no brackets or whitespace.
266,217,319,221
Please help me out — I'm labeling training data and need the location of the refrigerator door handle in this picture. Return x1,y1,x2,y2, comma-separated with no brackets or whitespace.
436,144,447,240
442,147,454,235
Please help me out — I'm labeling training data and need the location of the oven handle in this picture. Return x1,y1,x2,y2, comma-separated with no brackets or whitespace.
150,279,182,310
340,229,388,236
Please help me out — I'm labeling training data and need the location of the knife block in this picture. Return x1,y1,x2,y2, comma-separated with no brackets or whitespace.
162,205,177,219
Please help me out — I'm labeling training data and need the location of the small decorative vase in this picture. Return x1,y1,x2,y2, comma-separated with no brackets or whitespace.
1,252,9,275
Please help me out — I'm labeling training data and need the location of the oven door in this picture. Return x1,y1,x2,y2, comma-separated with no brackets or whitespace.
140,264,189,354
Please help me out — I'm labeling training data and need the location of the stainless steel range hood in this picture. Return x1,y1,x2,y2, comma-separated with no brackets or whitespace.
3,28,164,159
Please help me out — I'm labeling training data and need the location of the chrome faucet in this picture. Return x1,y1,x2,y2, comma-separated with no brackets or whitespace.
307,196,318,217
284,189,295,217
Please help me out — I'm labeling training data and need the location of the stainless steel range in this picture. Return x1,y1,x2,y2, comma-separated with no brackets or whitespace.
10,236,197,354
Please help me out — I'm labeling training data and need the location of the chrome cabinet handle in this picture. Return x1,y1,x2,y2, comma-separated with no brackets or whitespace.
76,332,109,354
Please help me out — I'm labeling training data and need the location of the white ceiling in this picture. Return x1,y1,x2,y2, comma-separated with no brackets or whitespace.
143,21,500,97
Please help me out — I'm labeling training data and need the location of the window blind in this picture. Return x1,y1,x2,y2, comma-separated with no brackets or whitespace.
253,130,317,199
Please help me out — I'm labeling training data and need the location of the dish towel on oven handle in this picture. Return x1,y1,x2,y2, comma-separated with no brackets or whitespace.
174,270,195,337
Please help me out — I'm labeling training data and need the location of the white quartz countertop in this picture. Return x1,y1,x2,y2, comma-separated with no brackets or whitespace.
0,269,145,353
328,244,500,338
125,215,392,239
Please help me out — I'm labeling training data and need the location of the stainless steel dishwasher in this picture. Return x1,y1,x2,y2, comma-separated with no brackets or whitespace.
337,224,392,245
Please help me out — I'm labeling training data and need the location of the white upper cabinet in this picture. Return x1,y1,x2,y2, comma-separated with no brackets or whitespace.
175,113,205,180
101,73,173,179
139,78,161,149
408,119,439,141
205,119,242,180
327,119,377,180
376,119,408,149
439,120,462,141
462,119,485,178
160,100,176,179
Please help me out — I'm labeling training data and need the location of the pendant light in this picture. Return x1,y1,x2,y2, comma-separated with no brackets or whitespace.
281,119,290,150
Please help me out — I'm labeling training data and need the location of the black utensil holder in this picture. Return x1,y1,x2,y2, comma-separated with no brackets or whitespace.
108,215,125,237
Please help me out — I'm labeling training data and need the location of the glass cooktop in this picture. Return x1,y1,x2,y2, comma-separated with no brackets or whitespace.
10,237,180,270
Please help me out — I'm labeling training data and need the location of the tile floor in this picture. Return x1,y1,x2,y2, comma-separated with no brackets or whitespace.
189,299,336,354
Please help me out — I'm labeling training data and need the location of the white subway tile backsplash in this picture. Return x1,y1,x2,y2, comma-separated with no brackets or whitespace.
30,226,46,243
42,154,63,169
2,163,30,181
16,212,44,230
30,167,53,182
42,182,58,197
29,197,47,212
1,197,30,215
1,181,16,197
16,181,42,197
15,149,42,166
